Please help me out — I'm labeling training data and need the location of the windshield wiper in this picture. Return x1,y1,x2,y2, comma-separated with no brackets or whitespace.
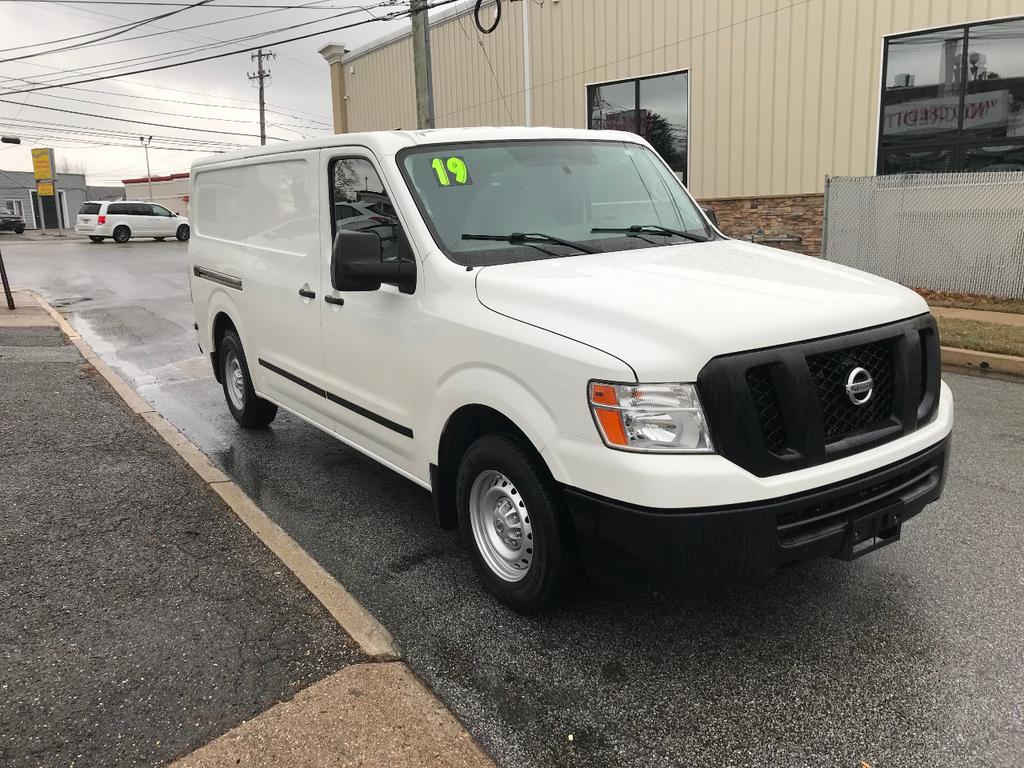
591,224,708,243
461,232,599,254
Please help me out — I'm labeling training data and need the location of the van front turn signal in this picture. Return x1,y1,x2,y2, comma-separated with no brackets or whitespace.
588,381,714,453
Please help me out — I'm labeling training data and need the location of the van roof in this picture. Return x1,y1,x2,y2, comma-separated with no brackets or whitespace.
190,126,646,170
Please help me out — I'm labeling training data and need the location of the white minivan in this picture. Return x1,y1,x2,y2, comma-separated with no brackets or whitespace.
188,128,953,612
76,200,190,243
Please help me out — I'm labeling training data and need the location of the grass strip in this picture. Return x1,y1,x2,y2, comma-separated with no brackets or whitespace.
937,316,1024,358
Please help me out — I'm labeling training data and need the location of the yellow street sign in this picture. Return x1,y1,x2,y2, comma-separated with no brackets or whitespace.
32,148,55,181
37,181,55,196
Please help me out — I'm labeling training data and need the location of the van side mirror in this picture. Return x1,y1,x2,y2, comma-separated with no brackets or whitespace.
701,205,719,228
331,229,416,294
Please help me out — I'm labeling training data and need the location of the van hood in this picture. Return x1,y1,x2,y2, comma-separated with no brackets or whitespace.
474,239,929,381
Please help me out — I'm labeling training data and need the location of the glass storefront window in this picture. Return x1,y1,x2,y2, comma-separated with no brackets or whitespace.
963,19,1024,143
878,16,1024,174
882,29,964,144
587,71,689,182
588,80,638,134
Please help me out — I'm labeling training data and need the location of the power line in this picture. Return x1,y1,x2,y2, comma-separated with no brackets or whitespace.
5,1,404,80
454,5,512,121
10,1,400,86
434,0,815,122
0,98,285,139
0,0,216,64
0,7,441,96
0,0,385,6
0,61,334,123
0,122,243,149
0,71,334,127
2,116,252,147
0,0,338,54
22,0,373,75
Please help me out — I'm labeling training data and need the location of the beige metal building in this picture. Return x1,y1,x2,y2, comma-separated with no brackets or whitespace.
320,0,1024,254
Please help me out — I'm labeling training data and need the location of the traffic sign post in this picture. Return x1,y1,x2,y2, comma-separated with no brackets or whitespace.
0,245,14,310
2,136,19,307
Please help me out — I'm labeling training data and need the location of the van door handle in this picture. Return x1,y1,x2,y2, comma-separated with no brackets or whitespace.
324,295,345,306
298,288,316,299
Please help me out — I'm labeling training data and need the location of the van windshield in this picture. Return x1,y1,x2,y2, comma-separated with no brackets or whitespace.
398,140,712,267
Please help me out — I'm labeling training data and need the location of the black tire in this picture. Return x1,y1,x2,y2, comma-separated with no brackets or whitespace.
14,227,24,234
154,237,166,242
88,236,105,243
456,434,575,613
176,224,190,242
112,225,131,243
218,329,277,428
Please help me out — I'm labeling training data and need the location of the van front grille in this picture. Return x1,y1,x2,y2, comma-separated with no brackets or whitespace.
697,315,941,477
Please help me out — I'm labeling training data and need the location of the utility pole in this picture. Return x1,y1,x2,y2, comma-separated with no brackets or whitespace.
249,48,275,145
139,136,153,201
410,0,434,129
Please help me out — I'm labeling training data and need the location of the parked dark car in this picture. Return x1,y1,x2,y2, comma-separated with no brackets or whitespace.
0,206,25,234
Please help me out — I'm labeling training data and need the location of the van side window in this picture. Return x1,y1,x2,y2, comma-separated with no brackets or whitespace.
330,157,403,262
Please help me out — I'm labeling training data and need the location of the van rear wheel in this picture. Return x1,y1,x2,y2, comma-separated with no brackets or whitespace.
456,434,575,613
112,225,131,243
219,330,277,428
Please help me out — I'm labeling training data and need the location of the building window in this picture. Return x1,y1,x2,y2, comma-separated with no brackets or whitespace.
4,199,23,218
587,70,689,183
879,16,1024,174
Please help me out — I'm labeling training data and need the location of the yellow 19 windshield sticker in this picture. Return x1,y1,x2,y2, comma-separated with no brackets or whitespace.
430,156,472,187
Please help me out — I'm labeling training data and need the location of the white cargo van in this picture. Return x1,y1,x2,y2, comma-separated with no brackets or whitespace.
188,128,953,612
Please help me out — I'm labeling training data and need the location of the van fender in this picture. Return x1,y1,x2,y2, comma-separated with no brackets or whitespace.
204,290,248,360
428,363,564,474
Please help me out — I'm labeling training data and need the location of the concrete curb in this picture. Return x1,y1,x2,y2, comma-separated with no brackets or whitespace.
941,345,1024,377
28,290,401,661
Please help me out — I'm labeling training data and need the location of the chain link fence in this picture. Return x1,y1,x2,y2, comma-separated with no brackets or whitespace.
822,171,1024,299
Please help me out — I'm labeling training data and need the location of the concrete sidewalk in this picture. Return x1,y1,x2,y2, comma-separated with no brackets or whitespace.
0,292,491,768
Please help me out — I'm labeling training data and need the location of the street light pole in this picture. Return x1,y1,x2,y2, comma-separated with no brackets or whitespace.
139,136,153,201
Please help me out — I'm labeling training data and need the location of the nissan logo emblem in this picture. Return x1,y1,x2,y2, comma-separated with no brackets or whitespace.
845,367,874,406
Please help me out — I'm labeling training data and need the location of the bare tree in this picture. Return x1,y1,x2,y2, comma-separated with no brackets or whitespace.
56,157,88,176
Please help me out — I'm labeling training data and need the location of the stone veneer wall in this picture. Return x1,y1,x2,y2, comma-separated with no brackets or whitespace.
698,193,825,258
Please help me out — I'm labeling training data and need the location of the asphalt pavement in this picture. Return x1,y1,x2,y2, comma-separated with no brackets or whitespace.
0,299,363,766
4,236,1023,767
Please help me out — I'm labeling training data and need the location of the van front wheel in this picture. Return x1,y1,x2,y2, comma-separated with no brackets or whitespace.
219,330,277,428
456,434,575,613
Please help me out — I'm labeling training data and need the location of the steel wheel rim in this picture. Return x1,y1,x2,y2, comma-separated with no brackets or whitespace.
225,353,245,410
469,469,534,582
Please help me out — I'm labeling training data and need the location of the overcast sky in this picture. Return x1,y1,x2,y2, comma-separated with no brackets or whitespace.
0,0,414,184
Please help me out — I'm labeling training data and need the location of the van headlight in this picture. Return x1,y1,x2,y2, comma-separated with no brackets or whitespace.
589,381,714,453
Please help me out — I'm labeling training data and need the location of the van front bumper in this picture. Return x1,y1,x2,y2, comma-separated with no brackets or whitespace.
562,434,950,588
